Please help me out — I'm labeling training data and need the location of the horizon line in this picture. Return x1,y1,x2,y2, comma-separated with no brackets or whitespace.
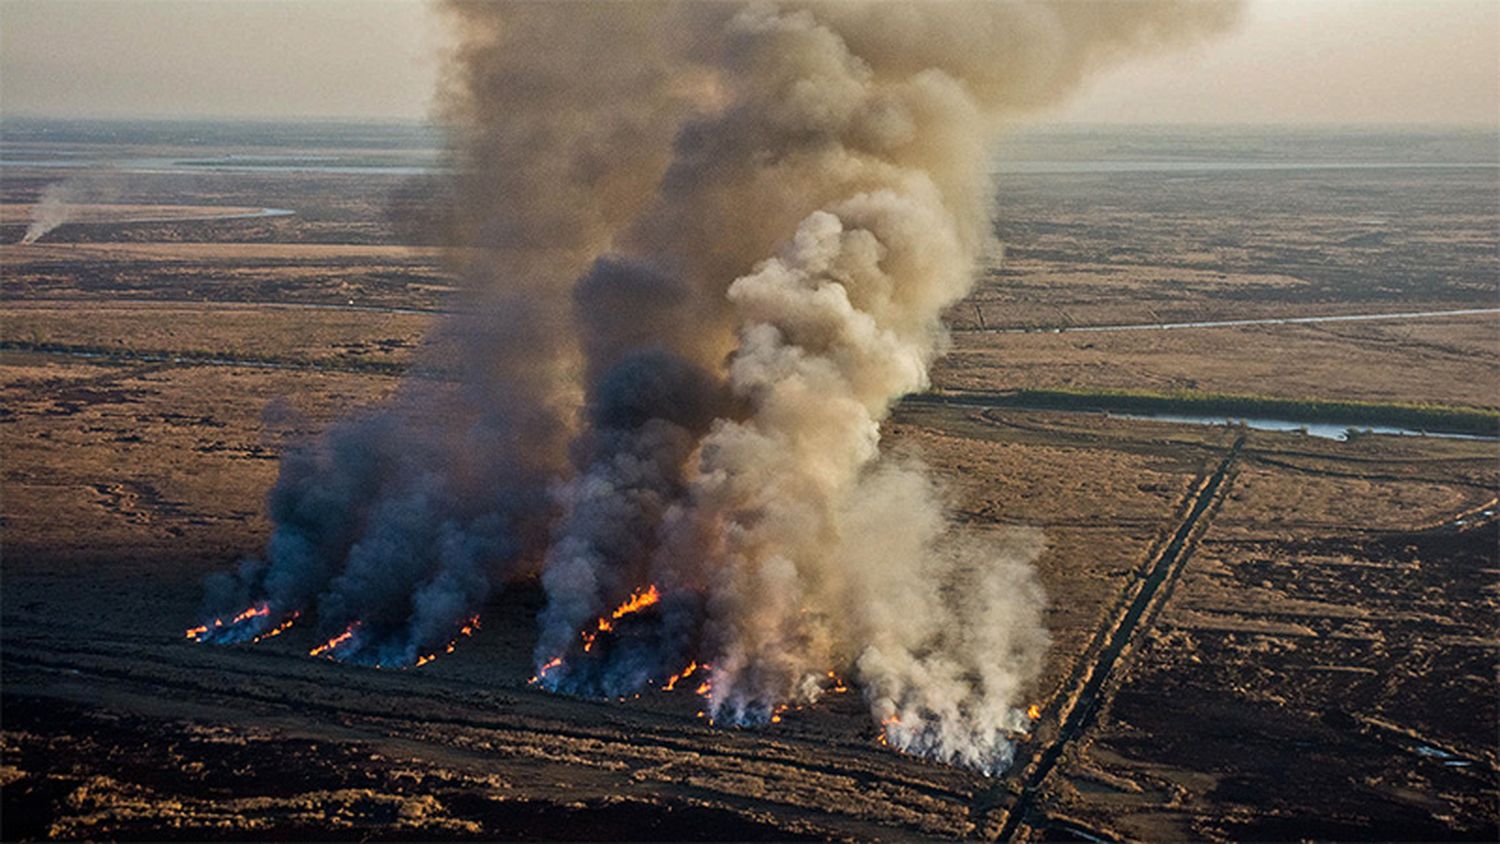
1,113,1496,133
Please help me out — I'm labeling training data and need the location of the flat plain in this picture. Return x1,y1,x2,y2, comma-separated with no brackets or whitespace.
2,121,1496,841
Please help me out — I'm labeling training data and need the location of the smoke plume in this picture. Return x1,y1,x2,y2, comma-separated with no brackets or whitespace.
20,183,73,244
17,172,143,244
195,0,1238,773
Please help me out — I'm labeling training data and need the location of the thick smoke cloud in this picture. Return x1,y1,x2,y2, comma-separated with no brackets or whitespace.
195,0,1238,773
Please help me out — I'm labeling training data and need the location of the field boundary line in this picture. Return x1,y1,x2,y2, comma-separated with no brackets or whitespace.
993,435,1244,842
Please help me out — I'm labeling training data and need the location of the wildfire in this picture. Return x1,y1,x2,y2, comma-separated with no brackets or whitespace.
414,615,482,667
663,661,699,691
610,584,660,619
184,603,271,642
877,714,901,746
251,612,300,643
565,584,665,658
826,670,849,693
529,655,564,684
232,605,270,624
1027,704,1041,721
309,623,361,657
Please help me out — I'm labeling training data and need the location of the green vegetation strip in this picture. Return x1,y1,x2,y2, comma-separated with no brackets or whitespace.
924,387,1500,437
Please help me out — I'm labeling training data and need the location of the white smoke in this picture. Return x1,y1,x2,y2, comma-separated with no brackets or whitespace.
529,1,1237,771
20,182,78,244
195,0,1240,775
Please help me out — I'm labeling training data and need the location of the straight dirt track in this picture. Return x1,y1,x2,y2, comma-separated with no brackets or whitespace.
997,437,1244,841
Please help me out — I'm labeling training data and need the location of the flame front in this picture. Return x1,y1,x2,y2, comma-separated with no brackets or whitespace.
535,585,667,681
232,605,270,625
877,714,901,746
609,585,660,619
524,585,881,737
530,656,564,684
310,623,360,657
414,615,482,667
663,661,699,691
251,613,300,643
184,603,272,643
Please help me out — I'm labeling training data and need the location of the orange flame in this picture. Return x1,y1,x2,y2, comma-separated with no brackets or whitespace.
184,603,271,641
567,586,662,658
1027,704,1041,721
610,585,660,619
877,714,901,746
232,604,271,625
663,661,699,691
251,613,300,643
529,655,564,684
414,615,482,667
309,623,360,657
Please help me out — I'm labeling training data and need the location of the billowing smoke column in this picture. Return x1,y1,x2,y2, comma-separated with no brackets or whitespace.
193,0,1238,773
193,1,694,662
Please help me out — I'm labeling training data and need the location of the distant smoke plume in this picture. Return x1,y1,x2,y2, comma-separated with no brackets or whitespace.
20,181,90,244
196,0,1238,772
18,173,134,244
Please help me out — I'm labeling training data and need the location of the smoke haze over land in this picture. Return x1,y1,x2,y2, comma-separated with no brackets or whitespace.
20,183,73,244
18,175,129,244
196,0,1239,772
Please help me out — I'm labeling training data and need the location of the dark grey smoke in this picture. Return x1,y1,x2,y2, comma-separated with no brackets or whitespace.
194,0,1240,773
531,257,729,694
198,368,556,661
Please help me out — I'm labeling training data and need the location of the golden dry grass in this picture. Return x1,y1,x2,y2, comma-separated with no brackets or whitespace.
1,301,434,369
935,318,1499,409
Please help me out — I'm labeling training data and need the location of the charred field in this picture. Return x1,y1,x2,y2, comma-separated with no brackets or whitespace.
3,121,1498,841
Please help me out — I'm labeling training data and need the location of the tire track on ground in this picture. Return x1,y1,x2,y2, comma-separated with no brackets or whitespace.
992,435,1244,842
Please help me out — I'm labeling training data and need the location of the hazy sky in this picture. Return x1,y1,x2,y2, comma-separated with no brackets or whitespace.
1,0,1496,125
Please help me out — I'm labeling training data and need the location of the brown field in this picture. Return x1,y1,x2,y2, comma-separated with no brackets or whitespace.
2,123,1496,841
937,316,1499,409
0,203,284,225
2,241,444,264
3,301,433,370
